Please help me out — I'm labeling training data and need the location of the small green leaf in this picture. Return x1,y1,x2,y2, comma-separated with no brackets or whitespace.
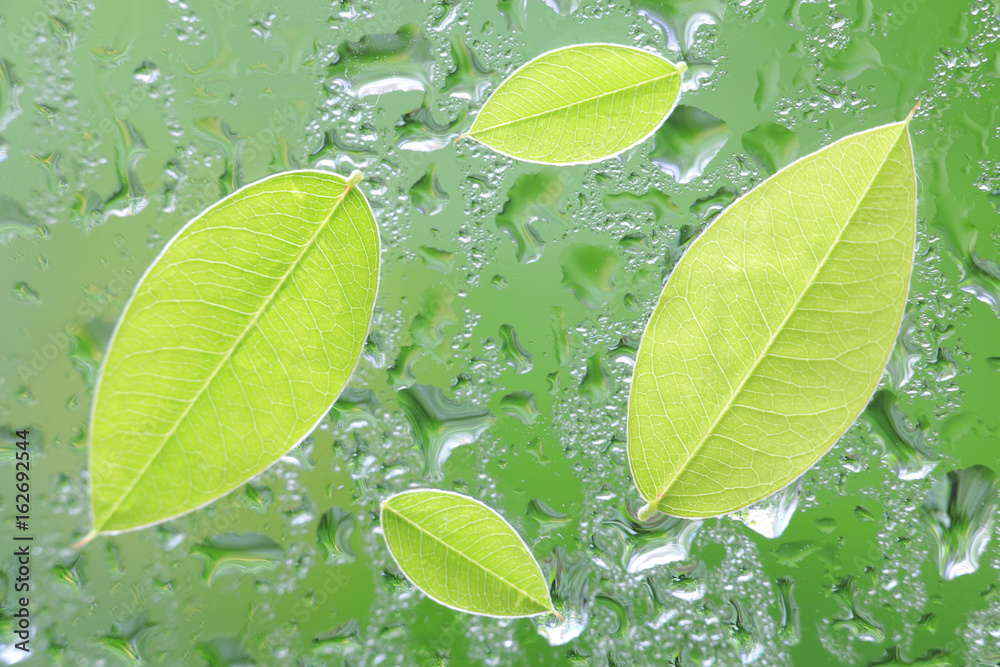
465,43,685,165
380,489,555,618
88,170,379,535
629,116,917,519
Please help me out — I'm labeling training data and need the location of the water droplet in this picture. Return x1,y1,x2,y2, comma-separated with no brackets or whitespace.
854,505,876,522
498,391,538,425
524,497,570,534
651,105,731,183
410,163,450,215
742,121,800,174
823,36,882,81
133,61,160,84
958,232,1000,317
398,384,495,480
12,281,41,304
775,577,801,645
495,171,564,263
0,59,23,133
243,483,273,513
578,354,610,402
16,386,36,406
497,323,533,374
830,576,884,642
921,465,997,580
536,548,590,645
731,476,804,539
417,245,455,272
725,599,766,663
560,244,618,309
197,636,254,666
814,517,837,534
604,502,702,573
860,389,937,480
316,507,357,565
191,533,283,584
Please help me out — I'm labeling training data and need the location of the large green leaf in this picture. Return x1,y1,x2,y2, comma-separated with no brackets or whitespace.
380,489,555,618
87,170,379,535
464,43,685,165
629,118,917,519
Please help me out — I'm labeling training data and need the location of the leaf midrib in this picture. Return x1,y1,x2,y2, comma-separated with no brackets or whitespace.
469,69,681,138
647,123,908,510
96,177,357,532
385,504,551,613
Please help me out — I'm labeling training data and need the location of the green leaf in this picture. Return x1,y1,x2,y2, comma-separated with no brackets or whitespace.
629,117,917,519
87,170,379,535
380,489,555,618
465,43,685,165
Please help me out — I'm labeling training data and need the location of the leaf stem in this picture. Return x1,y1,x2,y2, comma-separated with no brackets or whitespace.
637,499,660,522
71,530,96,549
345,170,364,191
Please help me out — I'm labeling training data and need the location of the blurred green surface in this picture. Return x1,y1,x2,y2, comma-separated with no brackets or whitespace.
1,0,999,665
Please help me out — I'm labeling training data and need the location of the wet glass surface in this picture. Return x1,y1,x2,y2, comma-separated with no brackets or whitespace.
2,0,1000,664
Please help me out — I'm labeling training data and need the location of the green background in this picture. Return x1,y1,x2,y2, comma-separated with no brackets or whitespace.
2,0,1000,664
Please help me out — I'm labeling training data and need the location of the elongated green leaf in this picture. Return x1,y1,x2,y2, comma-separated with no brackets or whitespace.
465,43,685,165
629,117,917,519
87,170,379,535
381,489,555,618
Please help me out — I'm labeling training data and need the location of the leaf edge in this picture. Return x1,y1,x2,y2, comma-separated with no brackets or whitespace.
380,488,556,619
83,168,381,540
627,116,918,521
464,42,687,166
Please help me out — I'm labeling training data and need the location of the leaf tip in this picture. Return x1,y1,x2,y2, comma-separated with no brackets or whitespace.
906,100,921,123
71,530,97,549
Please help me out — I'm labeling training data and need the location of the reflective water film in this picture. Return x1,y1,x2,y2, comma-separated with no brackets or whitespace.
2,0,1000,665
